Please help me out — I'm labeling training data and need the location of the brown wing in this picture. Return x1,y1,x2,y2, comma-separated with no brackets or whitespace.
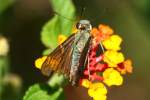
41,34,75,76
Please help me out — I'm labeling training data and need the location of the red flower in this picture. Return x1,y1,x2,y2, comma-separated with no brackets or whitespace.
81,42,105,82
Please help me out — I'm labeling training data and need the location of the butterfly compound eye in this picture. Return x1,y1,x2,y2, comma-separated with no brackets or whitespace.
76,22,86,30
76,22,80,29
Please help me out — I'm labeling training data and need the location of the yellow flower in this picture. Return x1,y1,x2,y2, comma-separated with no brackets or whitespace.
93,95,107,100
72,28,78,34
35,56,47,69
103,50,125,67
72,24,78,33
88,82,107,100
58,34,67,44
102,35,122,51
103,68,123,86
81,79,91,88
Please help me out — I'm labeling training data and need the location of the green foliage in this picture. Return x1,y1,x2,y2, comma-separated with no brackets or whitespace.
48,74,65,88
0,36,22,99
0,56,9,97
0,0,15,14
23,84,65,100
0,56,9,78
41,0,75,48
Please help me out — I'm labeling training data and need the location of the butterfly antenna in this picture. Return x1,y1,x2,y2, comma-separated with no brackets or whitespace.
79,7,86,20
53,11,75,21
88,53,91,80
90,7,109,24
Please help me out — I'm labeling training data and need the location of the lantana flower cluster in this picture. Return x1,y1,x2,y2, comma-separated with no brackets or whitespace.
34,24,133,100
80,24,133,100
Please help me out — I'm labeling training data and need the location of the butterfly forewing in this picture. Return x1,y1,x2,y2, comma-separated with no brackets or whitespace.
41,34,75,76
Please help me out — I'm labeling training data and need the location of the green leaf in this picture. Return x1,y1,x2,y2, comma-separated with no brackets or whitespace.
50,87,65,100
42,48,53,55
48,73,65,88
41,16,60,48
0,0,15,14
51,0,76,35
41,0,75,48
23,84,65,100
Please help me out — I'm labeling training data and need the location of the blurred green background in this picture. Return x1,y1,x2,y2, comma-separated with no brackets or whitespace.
0,0,150,100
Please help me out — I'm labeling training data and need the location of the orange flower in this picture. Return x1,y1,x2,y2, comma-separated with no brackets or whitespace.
124,59,133,73
117,59,133,74
91,24,113,42
98,24,113,36
91,28,100,38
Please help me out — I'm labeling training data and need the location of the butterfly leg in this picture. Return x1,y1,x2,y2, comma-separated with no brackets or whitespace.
87,53,91,80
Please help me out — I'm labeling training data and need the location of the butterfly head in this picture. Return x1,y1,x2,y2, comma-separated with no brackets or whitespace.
76,20,92,31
